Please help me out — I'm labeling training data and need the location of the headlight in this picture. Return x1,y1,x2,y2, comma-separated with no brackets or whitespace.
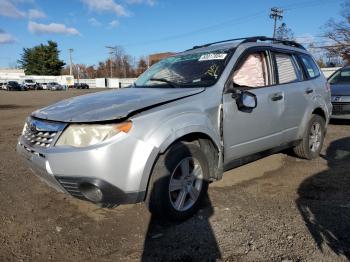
55,121,132,148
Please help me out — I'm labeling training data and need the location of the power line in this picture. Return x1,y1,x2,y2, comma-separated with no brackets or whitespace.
121,0,344,47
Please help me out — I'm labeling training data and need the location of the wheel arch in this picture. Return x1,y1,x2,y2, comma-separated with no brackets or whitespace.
312,107,326,121
141,129,223,201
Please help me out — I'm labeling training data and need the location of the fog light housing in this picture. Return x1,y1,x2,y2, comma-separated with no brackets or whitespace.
79,183,103,203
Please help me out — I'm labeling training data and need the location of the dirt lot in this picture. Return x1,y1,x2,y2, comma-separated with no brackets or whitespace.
1,89,350,262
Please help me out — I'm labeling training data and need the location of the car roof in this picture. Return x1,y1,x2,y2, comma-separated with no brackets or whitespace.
179,36,308,56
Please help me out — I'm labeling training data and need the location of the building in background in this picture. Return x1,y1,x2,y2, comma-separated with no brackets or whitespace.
0,69,25,80
148,52,176,66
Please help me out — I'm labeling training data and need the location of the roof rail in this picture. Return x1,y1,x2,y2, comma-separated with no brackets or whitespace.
241,36,306,50
189,36,306,51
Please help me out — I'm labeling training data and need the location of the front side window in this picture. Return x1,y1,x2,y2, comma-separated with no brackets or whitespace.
329,68,350,84
275,53,298,84
135,49,232,88
300,54,320,78
233,52,269,88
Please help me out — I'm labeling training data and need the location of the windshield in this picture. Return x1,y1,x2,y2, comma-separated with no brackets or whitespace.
329,69,350,84
25,80,34,83
135,49,232,88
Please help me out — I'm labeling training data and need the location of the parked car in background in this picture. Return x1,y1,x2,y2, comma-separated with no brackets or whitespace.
35,83,44,90
6,81,26,91
17,36,331,221
47,82,64,91
41,83,48,90
0,82,5,90
328,66,350,119
23,79,37,90
74,83,90,89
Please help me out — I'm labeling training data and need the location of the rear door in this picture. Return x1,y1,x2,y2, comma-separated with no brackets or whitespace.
223,48,285,163
271,51,310,142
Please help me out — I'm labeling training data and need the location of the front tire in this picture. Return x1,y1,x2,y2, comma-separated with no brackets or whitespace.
146,142,209,221
293,114,325,160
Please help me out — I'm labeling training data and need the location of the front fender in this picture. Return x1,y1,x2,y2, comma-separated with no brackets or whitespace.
137,112,222,193
148,112,221,153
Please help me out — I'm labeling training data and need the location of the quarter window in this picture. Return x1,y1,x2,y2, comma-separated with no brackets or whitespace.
300,54,320,78
275,53,298,84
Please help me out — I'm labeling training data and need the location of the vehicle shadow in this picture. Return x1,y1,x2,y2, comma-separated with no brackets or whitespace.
296,137,350,258
141,142,221,262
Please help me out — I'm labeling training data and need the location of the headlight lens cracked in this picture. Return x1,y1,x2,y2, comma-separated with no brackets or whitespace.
56,121,132,148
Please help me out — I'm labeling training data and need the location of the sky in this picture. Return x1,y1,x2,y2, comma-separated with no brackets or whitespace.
0,0,346,68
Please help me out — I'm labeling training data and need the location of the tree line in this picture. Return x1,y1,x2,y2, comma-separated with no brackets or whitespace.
18,44,149,78
61,46,149,79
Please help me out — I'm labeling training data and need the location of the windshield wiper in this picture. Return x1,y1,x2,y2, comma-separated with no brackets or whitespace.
149,78,179,88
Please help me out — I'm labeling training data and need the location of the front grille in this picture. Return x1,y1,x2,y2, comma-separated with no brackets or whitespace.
57,178,85,199
21,118,66,148
23,127,57,148
332,102,350,115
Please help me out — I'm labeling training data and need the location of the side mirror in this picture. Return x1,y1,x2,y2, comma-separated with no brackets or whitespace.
237,91,257,111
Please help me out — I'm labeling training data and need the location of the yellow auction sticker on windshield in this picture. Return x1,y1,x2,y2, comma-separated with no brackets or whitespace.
199,53,227,61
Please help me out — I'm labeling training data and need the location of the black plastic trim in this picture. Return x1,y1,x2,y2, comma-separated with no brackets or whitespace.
55,176,146,206
223,141,300,172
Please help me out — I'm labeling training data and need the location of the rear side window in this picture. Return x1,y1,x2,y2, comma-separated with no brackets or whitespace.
300,54,320,78
275,53,298,84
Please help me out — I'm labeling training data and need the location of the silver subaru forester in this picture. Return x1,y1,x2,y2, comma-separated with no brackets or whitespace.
17,36,332,220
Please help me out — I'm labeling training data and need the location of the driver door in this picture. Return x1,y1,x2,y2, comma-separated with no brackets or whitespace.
223,49,285,165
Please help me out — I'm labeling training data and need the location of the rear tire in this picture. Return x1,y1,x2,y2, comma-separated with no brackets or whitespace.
146,142,209,221
293,114,325,160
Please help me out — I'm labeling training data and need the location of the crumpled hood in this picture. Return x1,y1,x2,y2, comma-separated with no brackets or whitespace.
330,84,350,96
32,87,204,122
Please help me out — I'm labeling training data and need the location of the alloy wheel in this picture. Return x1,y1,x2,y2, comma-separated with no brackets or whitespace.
168,157,203,212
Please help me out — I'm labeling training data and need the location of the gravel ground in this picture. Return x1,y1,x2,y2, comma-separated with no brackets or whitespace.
0,89,350,262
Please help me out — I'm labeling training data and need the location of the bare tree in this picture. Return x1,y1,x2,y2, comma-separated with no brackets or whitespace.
276,23,294,40
323,1,350,63
136,57,148,76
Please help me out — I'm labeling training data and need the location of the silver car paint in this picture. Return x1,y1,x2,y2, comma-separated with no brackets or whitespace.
32,87,205,122
17,41,332,204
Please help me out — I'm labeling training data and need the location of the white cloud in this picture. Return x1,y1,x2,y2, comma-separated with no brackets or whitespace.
88,17,102,26
0,1,47,19
126,0,155,6
81,0,128,16
28,9,46,19
0,29,16,44
28,21,80,36
108,19,119,28
0,0,26,18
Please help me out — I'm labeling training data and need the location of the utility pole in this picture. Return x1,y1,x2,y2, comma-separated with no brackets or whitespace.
105,46,117,78
68,48,73,76
270,7,283,39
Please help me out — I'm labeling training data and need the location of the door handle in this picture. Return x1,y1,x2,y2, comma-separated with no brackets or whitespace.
305,88,314,94
271,93,283,101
